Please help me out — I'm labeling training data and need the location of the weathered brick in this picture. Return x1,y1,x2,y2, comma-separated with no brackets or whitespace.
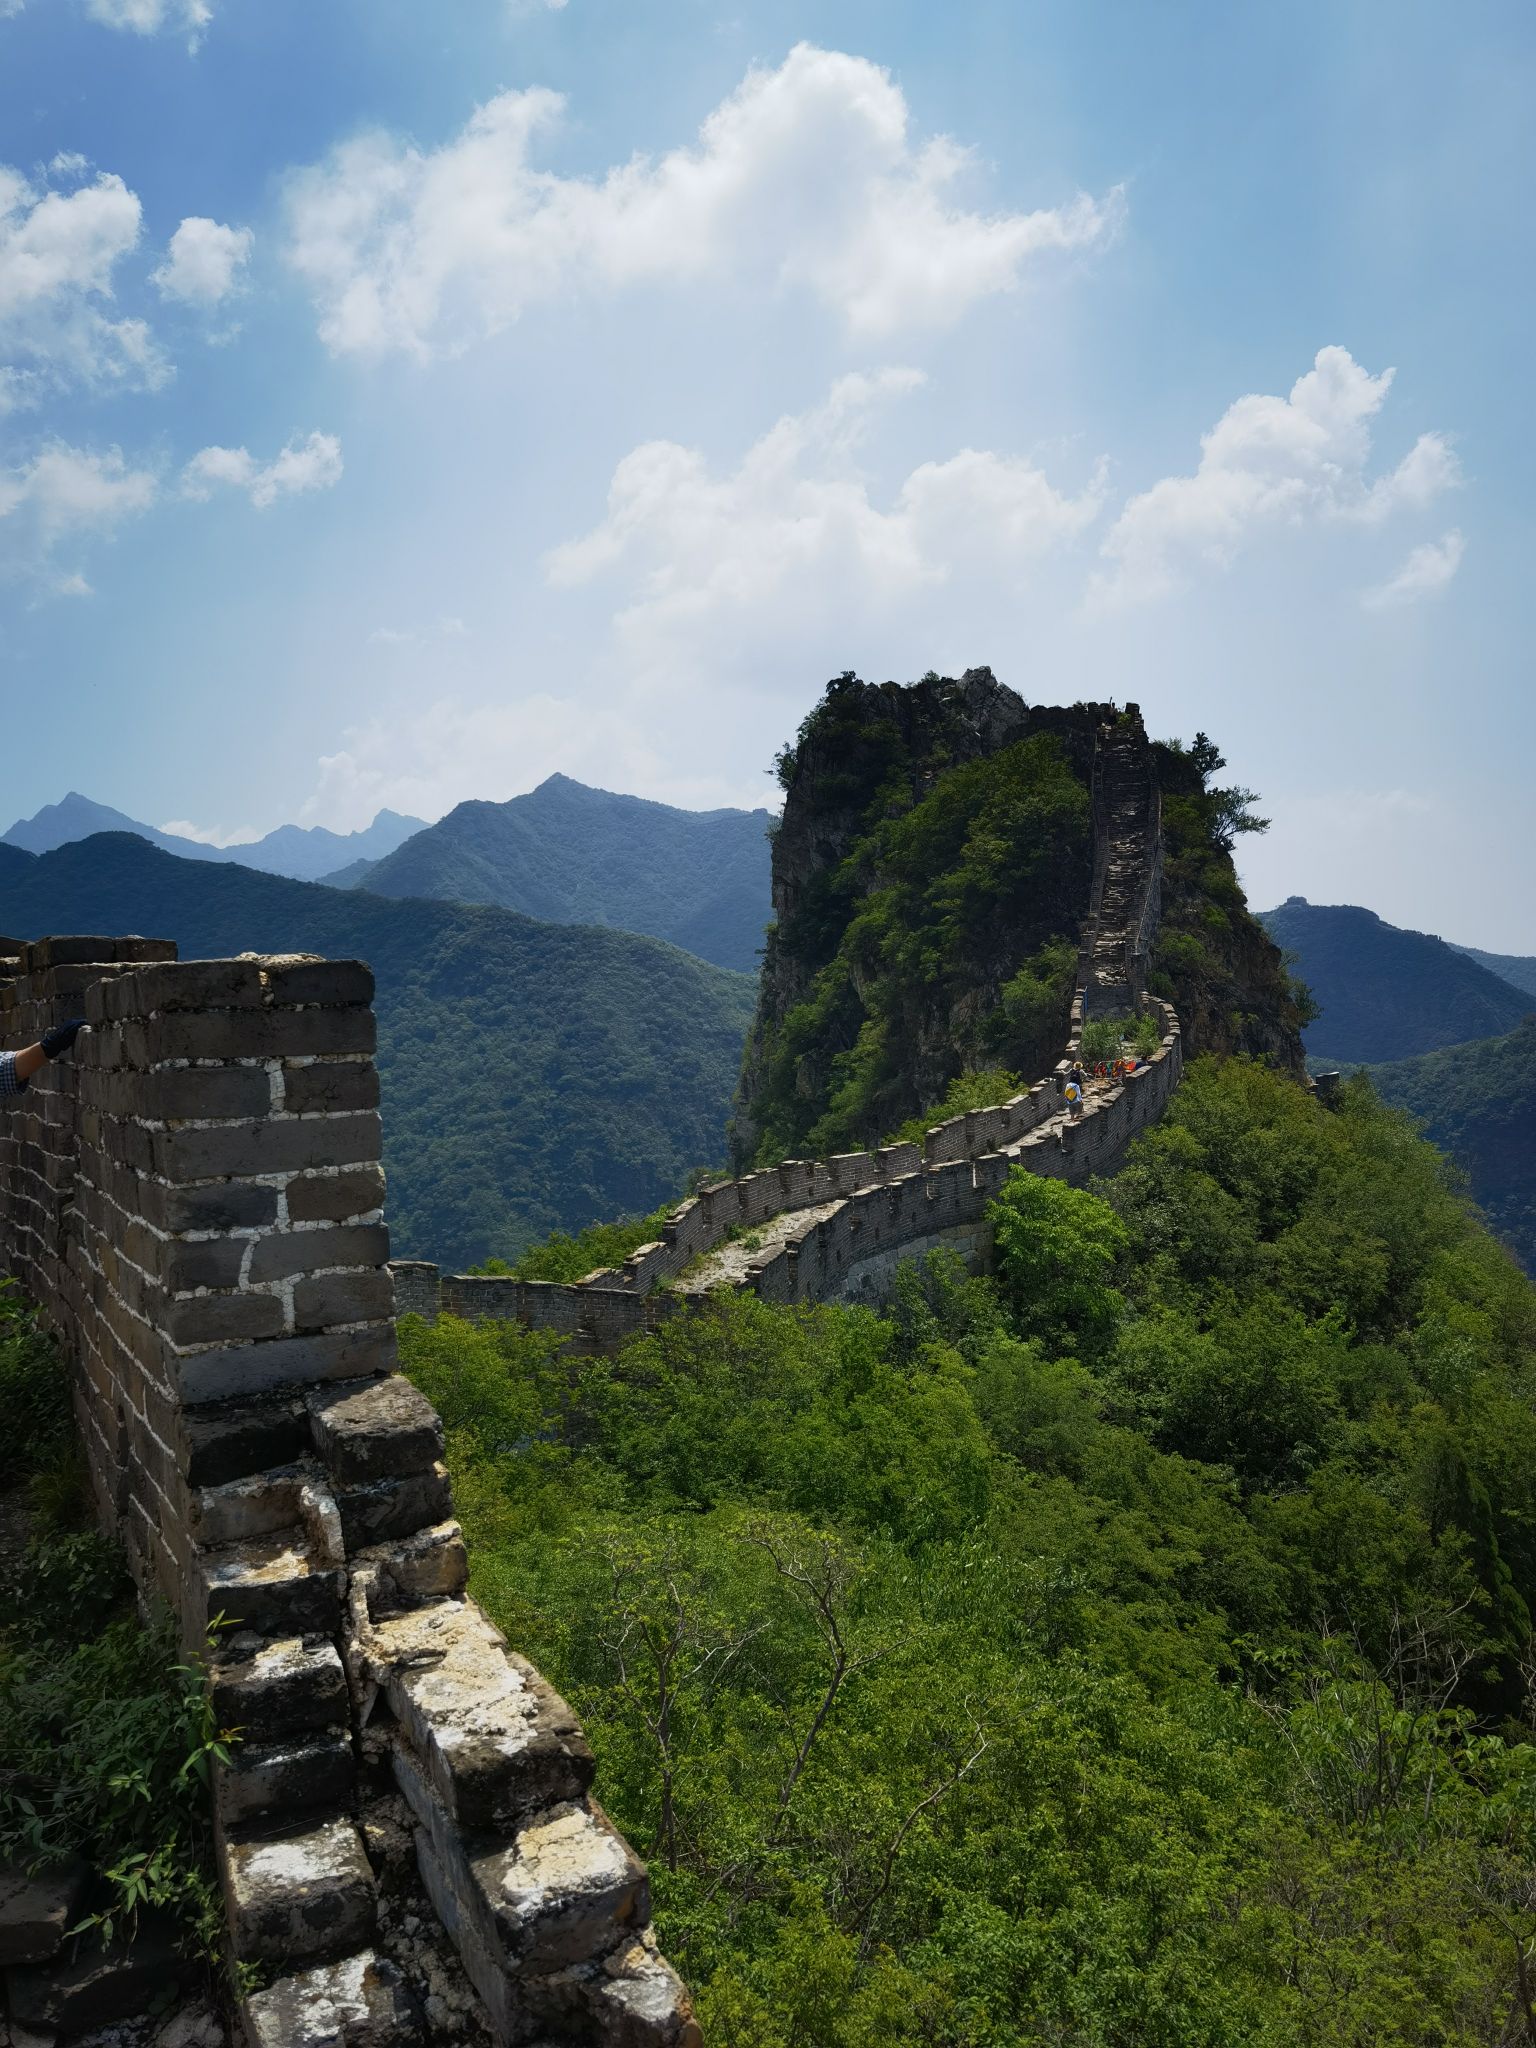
286,1167,386,1223
249,1225,390,1284
308,1375,444,1481
175,1322,396,1405
151,1113,381,1183
292,1268,395,1330
164,1291,286,1349
334,1463,453,1548
135,1066,273,1121
23,936,176,970
179,1396,309,1485
127,1007,375,1065
110,958,266,1017
160,1239,247,1293
262,958,374,1008
157,1180,279,1234
280,1062,379,1116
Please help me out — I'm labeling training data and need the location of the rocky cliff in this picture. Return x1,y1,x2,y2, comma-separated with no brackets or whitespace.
733,671,1303,1166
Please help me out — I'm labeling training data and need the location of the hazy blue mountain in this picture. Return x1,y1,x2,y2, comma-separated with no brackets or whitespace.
3,793,424,882
0,834,755,1270
1451,944,1536,1001
1259,897,1530,1064
345,774,773,973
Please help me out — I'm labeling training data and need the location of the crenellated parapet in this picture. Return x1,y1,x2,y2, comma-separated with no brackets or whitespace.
0,936,697,2048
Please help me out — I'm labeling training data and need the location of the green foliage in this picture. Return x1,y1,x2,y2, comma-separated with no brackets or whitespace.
0,1312,233,1970
1363,1017,1536,1276
749,735,1090,1162
1147,741,1309,1068
988,1171,1129,1359
884,1068,1019,1149
0,833,756,1269
403,1060,1536,2042
474,1203,677,1282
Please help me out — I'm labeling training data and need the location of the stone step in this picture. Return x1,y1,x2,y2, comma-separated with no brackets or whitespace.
358,1598,595,1831
211,1635,350,1746
241,1948,426,2047
536,1925,703,2046
214,1730,355,1830
195,1529,344,1641
220,1814,378,1967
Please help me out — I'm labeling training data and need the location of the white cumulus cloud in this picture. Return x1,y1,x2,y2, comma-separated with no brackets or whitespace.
152,216,252,306
0,439,157,591
180,430,343,508
1094,346,1459,606
86,0,215,46
545,368,1103,654
0,162,168,409
285,43,1121,358
1362,529,1465,610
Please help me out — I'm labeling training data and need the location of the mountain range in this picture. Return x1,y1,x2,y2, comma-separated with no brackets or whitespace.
0,834,755,1271
336,774,774,974
2,793,424,883
1258,897,1532,1065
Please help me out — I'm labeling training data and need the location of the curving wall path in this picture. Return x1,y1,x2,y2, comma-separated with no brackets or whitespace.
393,715,1183,1351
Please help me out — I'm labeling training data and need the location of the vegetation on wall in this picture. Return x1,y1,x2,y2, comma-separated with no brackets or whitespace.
0,1283,233,1972
401,1058,1536,2045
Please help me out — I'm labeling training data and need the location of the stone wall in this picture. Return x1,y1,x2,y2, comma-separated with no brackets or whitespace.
395,995,1183,1343
0,937,696,2048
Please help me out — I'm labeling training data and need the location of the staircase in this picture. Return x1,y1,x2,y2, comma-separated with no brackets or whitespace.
1083,714,1159,1017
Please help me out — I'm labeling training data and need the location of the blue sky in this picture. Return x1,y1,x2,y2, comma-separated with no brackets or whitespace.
2,0,1531,945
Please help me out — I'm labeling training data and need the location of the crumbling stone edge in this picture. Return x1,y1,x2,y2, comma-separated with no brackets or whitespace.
0,935,700,2048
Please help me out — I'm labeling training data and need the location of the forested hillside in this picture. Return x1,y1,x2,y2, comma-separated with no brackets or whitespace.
1453,943,1536,1001
405,1059,1536,2045
1260,897,1530,1062
0,835,754,1269
1365,1017,1536,1277
342,773,774,974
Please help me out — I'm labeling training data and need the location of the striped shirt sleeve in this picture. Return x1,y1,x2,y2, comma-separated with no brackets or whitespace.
0,1049,28,1096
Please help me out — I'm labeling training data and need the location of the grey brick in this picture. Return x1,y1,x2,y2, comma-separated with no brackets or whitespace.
152,1113,382,1181
249,1225,390,1284
292,1268,395,1330
175,1323,396,1405
287,1167,385,1223
281,1062,379,1116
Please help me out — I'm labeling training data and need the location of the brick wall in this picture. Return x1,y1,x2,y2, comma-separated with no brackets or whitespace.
0,937,697,2048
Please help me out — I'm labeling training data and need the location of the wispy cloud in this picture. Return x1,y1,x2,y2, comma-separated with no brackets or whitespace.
1092,346,1458,606
1362,528,1464,610
180,430,343,508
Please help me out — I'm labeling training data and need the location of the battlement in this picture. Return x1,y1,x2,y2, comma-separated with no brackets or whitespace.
0,936,697,2048
393,991,1183,1348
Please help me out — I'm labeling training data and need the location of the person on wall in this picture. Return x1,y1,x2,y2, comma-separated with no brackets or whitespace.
0,1020,88,1097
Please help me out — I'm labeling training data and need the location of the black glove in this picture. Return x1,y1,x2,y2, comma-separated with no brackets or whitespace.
41,1019,87,1060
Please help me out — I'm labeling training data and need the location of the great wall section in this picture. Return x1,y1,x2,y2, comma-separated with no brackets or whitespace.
393,708,1180,1348
0,708,1179,2044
